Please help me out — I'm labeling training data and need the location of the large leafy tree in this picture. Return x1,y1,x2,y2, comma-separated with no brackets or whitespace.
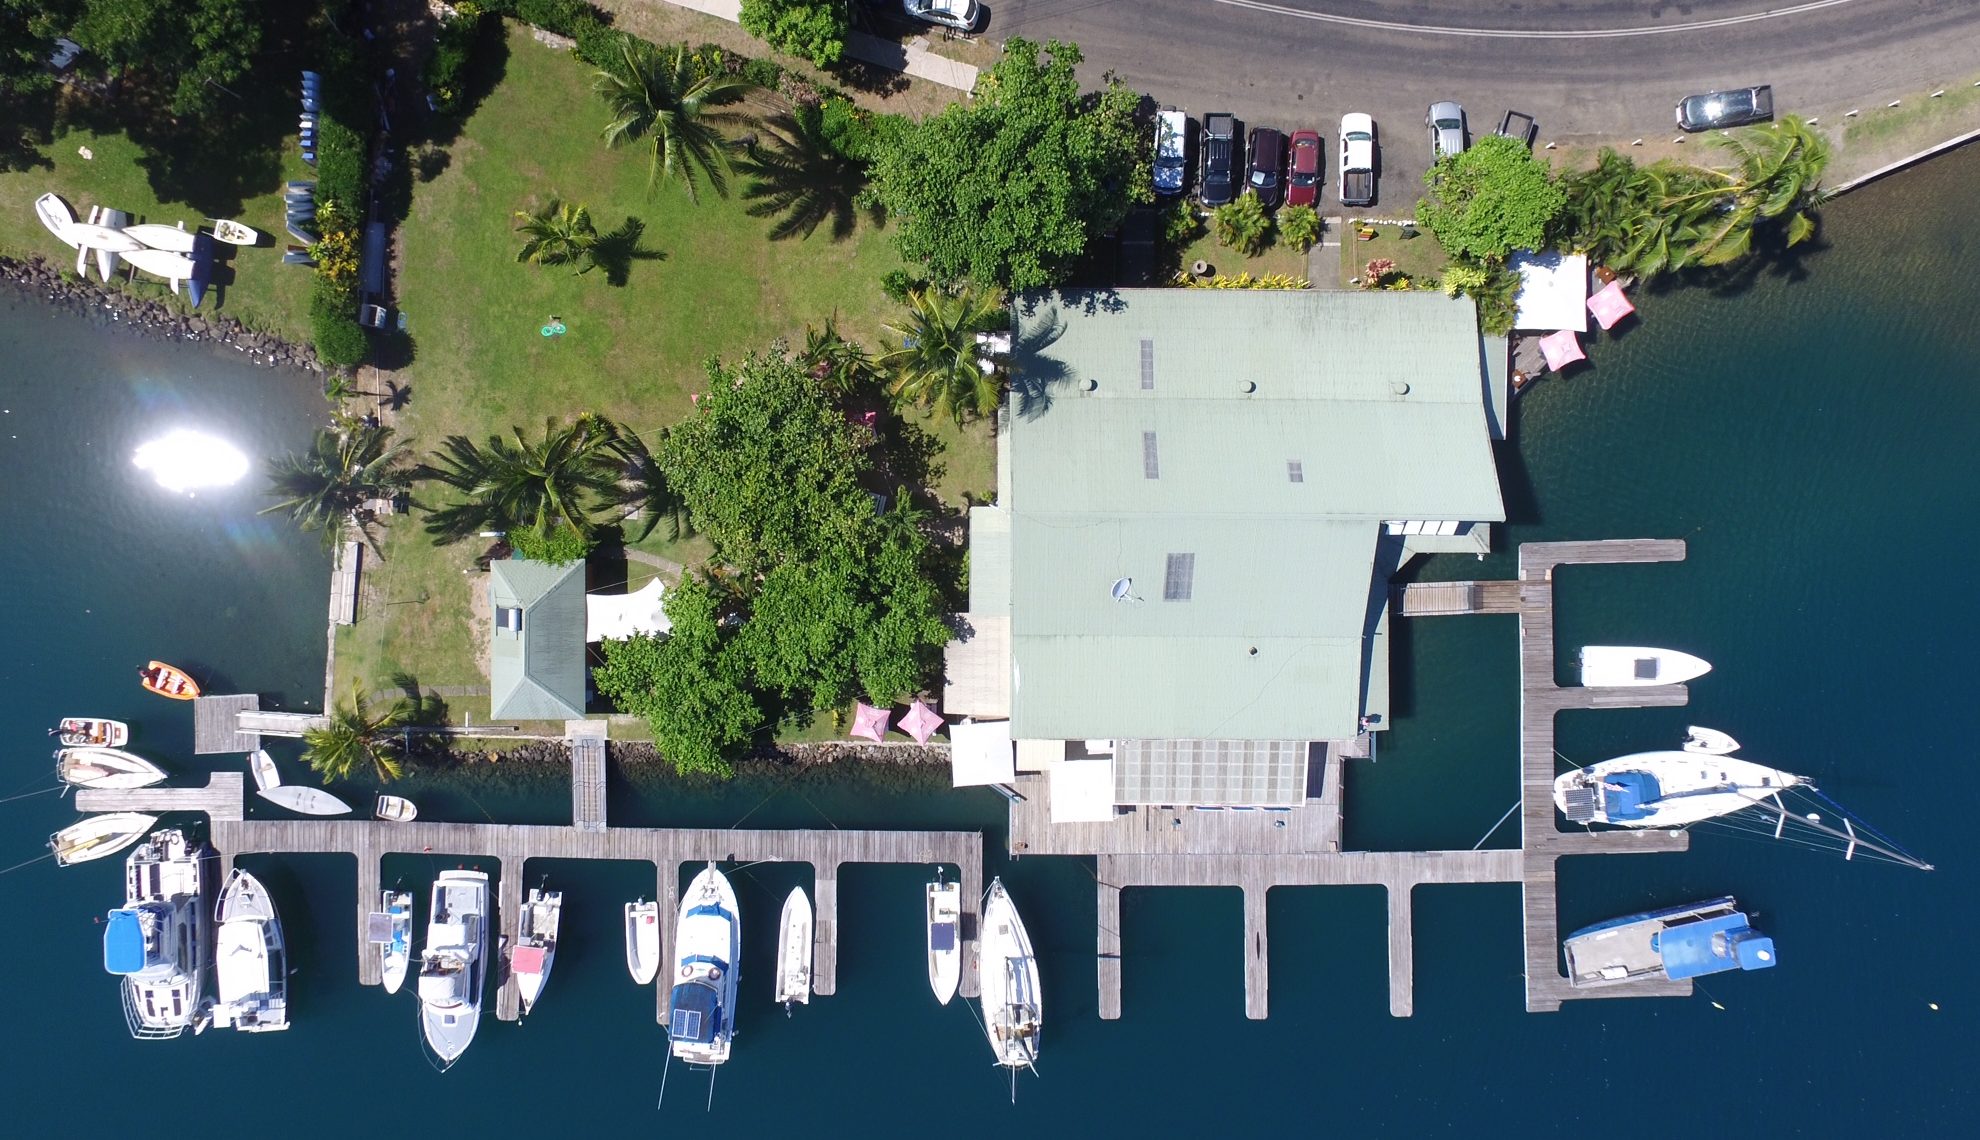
866,38,1147,290
880,285,1006,424
592,34,753,202
593,579,762,778
738,0,849,69
261,425,414,548
1416,134,1567,261
514,198,601,273
737,107,878,241
418,415,624,544
72,0,262,118
302,682,413,783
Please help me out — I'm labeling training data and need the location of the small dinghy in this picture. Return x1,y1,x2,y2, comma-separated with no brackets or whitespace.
513,887,561,1018
123,222,199,253
625,898,659,985
55,717,129,747
1578,646,1711,688
926,873,962,1005
775,886,813,1014
257,785,353,816
1682,726,1741,755
372,890,414,995
35,192,79,246
211,219,259,245
49,813,158,866
375,794,418,822
56,747,166,789
187,232,214,307
139,660,200,700
249,748,282,790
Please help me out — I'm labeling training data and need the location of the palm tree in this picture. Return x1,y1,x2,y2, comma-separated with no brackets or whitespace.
261,425,414,548
302,682,412,782
418,415,624,544
600,428,687,542
593,36,753,202
879,286,1007,424
514,198,601,273
1677,115,1831,266
800,317,876,397
737,108,878,241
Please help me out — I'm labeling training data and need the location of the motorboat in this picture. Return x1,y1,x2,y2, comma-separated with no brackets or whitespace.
375,794,418,822
210,868,289,1032
1578,645,1711,687
775,886,812,1014
35,192,79,246
1564,896,1776,989
258,785,353,816
376,889,413,995
979,878,1040,1087
926,874,962,1005
1682,726,1742,755
668,863,739,1067
55,717,128,747
513,887,561,1018
249,748,282,791
139,660,200,700
57,746,166,789
1555,751,1804,828
625,898,659,985
104,828,212,1039
50,812,157,866
418,870,490,1070
212,219,259,245
123,222,198,253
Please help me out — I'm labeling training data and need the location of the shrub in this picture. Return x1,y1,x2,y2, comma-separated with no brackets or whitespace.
740,0,850,69
312,309,368,368
309,230,361,283
516,0,594,29
880,268,929,304
1175,271,1309,290
1278,204,1321,252
1440,263,1488,297
507,521,593,565
1159,198,1203,248
1212,193,1271,256
313,116,365,212
423,9,487,114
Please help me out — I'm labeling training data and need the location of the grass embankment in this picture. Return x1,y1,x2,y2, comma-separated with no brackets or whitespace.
1336,220,1450,289
334,24,995,716
1839,74,1980,168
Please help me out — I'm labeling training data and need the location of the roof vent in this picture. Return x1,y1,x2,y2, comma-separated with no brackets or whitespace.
1139,338,1155,389
1142,431,1159,479
1240,380,1256,394
1390,380,1411,396
1081,377,1098,392
1162,553,1194,601
1287,461,1304,483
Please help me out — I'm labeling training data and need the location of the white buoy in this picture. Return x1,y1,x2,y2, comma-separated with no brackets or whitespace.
1631,138,1643,146
1888,100,1902,108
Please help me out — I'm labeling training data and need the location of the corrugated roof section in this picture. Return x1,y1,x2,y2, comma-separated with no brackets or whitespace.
488,558,588,721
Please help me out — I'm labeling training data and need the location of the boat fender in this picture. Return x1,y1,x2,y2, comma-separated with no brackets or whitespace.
709,967,721,980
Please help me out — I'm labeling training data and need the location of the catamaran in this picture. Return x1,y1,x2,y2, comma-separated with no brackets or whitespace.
210,868,290,1032
104,828,211,1039
513,887,561,1018
1578,645,1711,687
377,889,413,995
417,870,490,1070
926,873,962,1005
979,878,1041,1097
669,863,739,1067
51,812,157,866
57,746,166,789
775,886,812,1015
626,898,659,985
1564,897,1776,989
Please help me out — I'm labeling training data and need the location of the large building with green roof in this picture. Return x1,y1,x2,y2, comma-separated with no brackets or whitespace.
488,557,588,722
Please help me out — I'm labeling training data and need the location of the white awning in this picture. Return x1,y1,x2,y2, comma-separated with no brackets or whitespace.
1511,251,1589,332
950,719,1015,787
586,578,670,642
1050,759,1117,822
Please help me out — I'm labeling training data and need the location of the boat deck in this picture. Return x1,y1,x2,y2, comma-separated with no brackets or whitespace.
1563,920,1667,985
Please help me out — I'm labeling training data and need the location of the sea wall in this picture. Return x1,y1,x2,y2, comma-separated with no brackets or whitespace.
444,739,950,770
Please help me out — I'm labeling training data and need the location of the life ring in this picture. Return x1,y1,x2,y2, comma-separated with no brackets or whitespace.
680,964,692,978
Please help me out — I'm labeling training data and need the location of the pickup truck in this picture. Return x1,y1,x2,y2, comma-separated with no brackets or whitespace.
1200,112,1238,206
1338,113,1376,207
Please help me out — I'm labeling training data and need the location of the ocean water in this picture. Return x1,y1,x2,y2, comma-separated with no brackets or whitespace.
5,144,1979,1136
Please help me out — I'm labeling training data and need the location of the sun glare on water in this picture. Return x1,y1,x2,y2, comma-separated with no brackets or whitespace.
132,429,250,494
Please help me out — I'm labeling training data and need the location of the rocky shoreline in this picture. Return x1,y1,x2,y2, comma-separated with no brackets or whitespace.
1,254,324,372
439,739,950,770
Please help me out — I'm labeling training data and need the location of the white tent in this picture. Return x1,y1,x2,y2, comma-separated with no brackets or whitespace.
950,719,1015,787
585,578,670,643
1511,251,1589,332
1050,758,1117,823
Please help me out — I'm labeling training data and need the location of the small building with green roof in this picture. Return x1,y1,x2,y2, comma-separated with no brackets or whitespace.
488,557,588,722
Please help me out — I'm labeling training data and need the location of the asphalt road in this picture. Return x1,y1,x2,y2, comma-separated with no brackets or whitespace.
979,0,1980,212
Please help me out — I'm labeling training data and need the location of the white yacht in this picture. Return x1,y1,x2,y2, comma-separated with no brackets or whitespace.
669,864,739,1067
417,870,489,1070
979,878,1041,1087
1578,645,1712,687
513,887,561,1018
378,890,413,995
926,875,962,1005
210,868,289,1032
1555,751,1805,828
774,886,812,1014
104,828,211,1039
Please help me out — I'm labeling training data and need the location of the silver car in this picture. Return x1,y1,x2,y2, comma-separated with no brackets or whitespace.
903,0,980,32
1427,101,1466,160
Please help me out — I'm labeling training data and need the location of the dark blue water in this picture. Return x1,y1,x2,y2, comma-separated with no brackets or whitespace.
5,145,1977,1136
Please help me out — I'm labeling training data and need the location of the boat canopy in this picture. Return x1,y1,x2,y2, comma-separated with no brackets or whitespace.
668,980,722,1043
1601,772,1662,821
1656,912,1777,979
512,945,547,974
104,909,146,974
930,922,957,952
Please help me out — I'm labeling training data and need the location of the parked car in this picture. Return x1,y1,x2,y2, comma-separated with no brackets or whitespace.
1247,127,1286,208
1153,109,1188,196
902,0,980,33
1426,101,1466,160
1200,112,1239,206
1676,85,1774,131
1339,113,1376,208
1286,129,1322,208
1496,110,1538,148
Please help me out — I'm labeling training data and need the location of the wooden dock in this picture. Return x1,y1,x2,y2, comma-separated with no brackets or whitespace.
1395,579,1521,617
193,694,261,754
237,710,329,738
76,771,247,821
566,720,607,833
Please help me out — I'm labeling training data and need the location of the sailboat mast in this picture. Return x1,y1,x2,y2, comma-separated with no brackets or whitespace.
1745,798,1933,870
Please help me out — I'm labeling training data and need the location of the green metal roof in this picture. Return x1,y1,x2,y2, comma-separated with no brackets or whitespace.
1005,289,1504,740
488,558,588,721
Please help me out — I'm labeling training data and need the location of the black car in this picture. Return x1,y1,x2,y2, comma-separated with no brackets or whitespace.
1676,85,1774,131
1246,127,1285,209
1200,112,1239,206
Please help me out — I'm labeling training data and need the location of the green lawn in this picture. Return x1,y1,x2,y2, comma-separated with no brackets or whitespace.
1176,228,1312,284
1337,220,1450,289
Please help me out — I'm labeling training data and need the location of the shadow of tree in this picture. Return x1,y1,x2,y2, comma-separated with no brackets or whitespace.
592,216,666,287
1007,298,1071,420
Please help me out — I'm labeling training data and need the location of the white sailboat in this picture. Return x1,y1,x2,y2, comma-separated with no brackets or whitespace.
104,828,212,1039
625,898,659,985
123,222,198,253
1578,645,1712,687
50,812,157,866
668,864,739,1067
210,868,289,1032
979,878,1041,1094
513,887,561,1018
120,245,196,294
57,746,166,789
377,890,413,995
1682,726,1741,755
417,870,489,1070
258,785,352,816
926,875,962,1005
1556,751,1805,827
775,886,812,1014
249,748,282,791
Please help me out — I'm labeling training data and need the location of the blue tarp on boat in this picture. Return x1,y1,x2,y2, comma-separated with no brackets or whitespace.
1656,911,1779,980
1601,771,1662,821
103,909,145,974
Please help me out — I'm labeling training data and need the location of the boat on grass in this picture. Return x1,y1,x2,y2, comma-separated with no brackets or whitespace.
105,828,211,1039
1682,726,1741,755
625,899,659,985
258,785,352,816
775,886,812,1014
187,232,214,307
50,812,157,866
139,660,200,700
373,890,413,995
55,717,128,747
1564,896,1775,989
212,219,259,245
980,878,1041,1094
90,207,130,280
57,746,166,789
35,192,78,246
120,246,196,295
513,887,561,1017
375,794,418,822
210,868,289,1032
669,863,739,1068
123,222,198,253
1578,645,1711,687
249,748,281,790
926,873,962,1005
418,870,489,1070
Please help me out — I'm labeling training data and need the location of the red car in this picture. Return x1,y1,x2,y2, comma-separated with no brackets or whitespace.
1286,130,1321,208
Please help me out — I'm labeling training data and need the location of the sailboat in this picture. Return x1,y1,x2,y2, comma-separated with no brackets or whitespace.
210,868,289,1032
50,813,157,866
377,890,413,995
625,899,659,985
668,864,739,1067
512,887,561,1018
774,887,812,1015
417,870,489,1070
979,878,1041,1096
57,746,166,789
257,785,352,816
926,874,962,1005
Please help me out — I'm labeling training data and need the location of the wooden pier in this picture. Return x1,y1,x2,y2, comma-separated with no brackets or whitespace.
76,771,247,821
192,694,261,753
566,720,607,833
1395,579,1521,617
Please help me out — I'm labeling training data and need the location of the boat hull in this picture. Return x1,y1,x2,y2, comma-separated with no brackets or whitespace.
1564,896,1777,988
1682,726,1741,755
50,812,158,866
626,900,660,985
979,879,1041,1069
249,748,282,791
1554,751,1805,827
258,785,353,816
375,794,418,822
140,661,201,700
927,880,962,1005
514,888,561,1016
57,746,167,789
212,219,259,245
380,890,413,995
123,223,199,253
211,869,289,1031
775,886,813,1009
36,193,79,247
419,871,490,1067
1578,645,1712,687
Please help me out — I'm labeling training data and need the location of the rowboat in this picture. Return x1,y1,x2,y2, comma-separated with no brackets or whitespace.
257,785,353,816
375,794,418,822
123,222,199,253
625,899,660,985
249,748,282,790
56,717,129,747
35,192,79,246
211,219,259,245
49,813,158,866
121,246,196,295
139,660,200,700
56,747,167,789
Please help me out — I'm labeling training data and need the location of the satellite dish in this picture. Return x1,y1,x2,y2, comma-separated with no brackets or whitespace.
1110,577,1134,601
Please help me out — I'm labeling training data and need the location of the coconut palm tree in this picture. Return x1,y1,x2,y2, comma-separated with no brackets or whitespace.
302,682,412,782
418,414,624,544
879,286,1007,424
600,428,687,542
737,108,878,241
1677,115,1831,266
514,198,601,274
261,424,413,548
800,316,877,397
592,36,754,202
